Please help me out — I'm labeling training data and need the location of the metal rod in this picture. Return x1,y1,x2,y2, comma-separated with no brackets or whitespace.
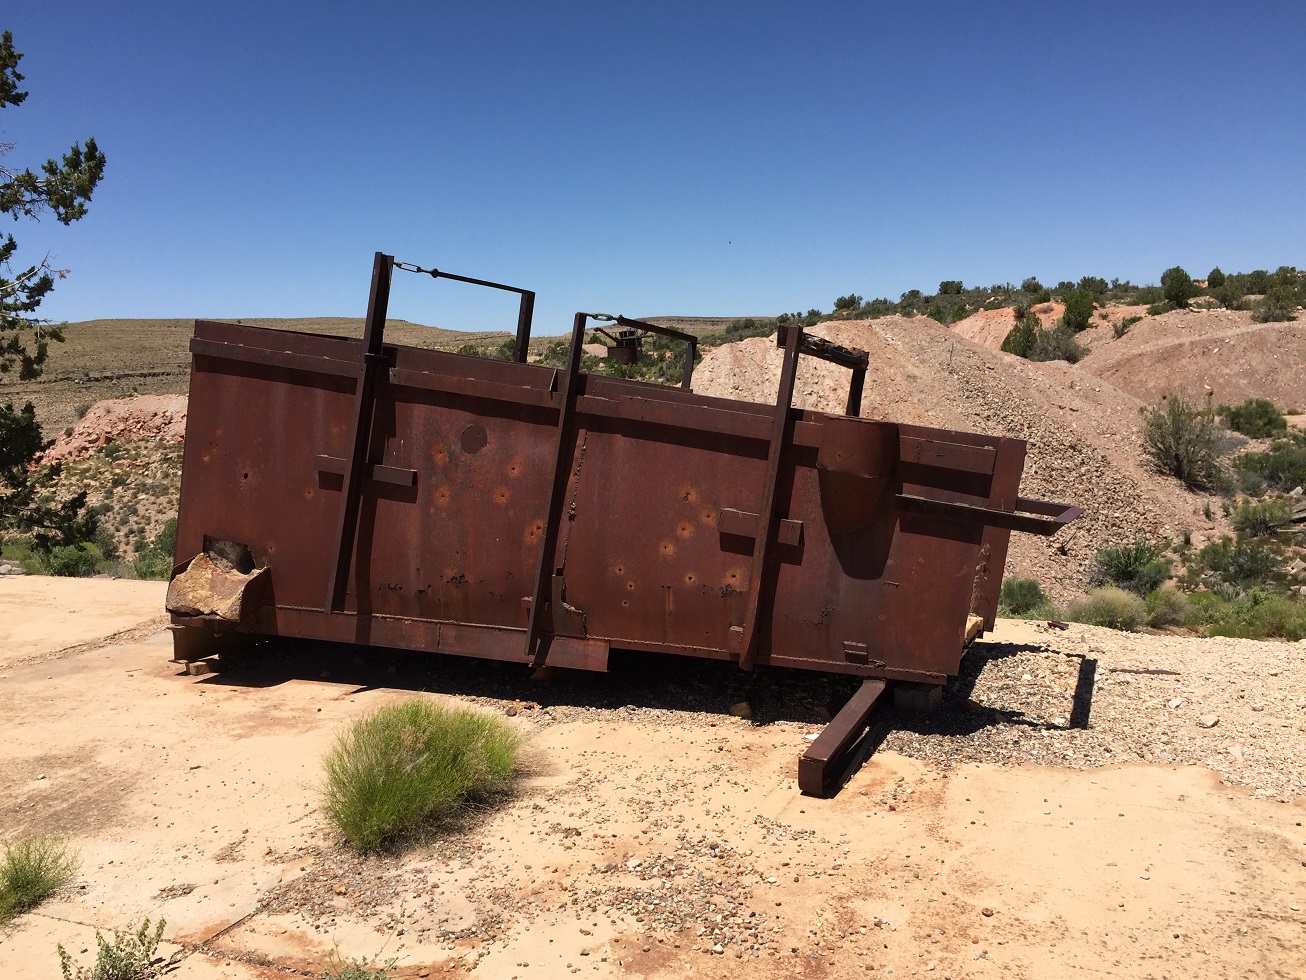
325,251,393,612
737,324,802,670
524,312,588,667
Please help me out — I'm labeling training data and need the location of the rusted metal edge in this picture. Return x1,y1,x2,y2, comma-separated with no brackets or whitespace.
798,677,887,796
896,493,1081,535
189,337,362,379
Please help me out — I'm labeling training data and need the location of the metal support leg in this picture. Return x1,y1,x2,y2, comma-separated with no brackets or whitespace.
798,678,887,796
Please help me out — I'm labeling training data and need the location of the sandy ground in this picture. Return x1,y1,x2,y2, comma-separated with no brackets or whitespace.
1,578,1304,979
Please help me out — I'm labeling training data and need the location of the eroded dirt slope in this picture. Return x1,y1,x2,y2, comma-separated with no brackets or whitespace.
1077,307,1306,410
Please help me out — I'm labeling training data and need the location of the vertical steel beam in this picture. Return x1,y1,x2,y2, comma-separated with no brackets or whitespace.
513,291,536,364
681,338,698,389
845,365,866,418
737,324,802,670
325,251,393,612
524,312,588,666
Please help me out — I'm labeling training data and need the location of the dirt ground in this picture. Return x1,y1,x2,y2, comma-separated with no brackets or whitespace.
1,578,1304,980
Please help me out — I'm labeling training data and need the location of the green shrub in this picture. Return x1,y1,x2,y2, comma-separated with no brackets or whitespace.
833,293,863,311
74,403,92,420
999,576,1047,616
1029,324,1085,363
1113,315,1142,339
1220,398,1287,438
1021,277,1043,293
1161,266,1195,307
1196,536,1282,593
1145,584,1190,628
1133,285,1164,305
1092,539,1171,595
1146,300,1176,316
1067,587,1146,631
0,835,79,923
1251,283,1298,323
1141,394,1226,490
937,281,963,295
1233,437,1306,493
1229,497,1293,537
37,543,100,577
1206,267,1226,289
1206,592,1306,641
1061,290,1094,331
1000,316,1038,358
322,699,522,852
58,918,165,980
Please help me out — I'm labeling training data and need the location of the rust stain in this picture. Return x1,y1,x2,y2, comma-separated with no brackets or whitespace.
507,458,524,478
433,485,452,507
431,444,449,466
675,520,694,540
492,486,511,505
658,540,676,558
679,484,699,504
699,507,717,526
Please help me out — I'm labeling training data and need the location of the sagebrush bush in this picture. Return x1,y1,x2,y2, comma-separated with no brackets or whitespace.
0,834,78,923
1220,398,1287,438
1145,584,1190,628
1067,587,1146,631
1092,539,1171,596
999,577,1047,616
1141,394,1226,490
323,699,522,852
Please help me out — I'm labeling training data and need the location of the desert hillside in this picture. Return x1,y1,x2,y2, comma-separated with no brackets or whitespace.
693,315,1224,598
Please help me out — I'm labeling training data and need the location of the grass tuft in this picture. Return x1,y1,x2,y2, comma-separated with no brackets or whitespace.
0,834,79,923
322,699,522,852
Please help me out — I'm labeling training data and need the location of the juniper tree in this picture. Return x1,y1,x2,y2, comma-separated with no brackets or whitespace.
1,29,106,380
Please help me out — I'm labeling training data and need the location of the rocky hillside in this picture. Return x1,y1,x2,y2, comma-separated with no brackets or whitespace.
692,316,1226,599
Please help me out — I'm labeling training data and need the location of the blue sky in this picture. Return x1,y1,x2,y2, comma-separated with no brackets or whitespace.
4,2,1304,333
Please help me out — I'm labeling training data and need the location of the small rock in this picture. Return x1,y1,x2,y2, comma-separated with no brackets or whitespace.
1198,714,1219,729
1167,698,1182,709
728,701,752,719
981,907,995,917
505,705,519,717
712,944,724,954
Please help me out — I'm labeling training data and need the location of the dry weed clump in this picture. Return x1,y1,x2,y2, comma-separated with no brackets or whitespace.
0,834,78,923
322,698,522,852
